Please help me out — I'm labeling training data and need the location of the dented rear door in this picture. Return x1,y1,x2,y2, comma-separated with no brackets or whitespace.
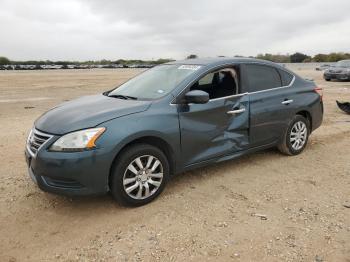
178,93,249,167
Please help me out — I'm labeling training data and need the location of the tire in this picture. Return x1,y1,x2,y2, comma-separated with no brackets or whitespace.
110,143,169,207
325,78,331,81
278,115,310,156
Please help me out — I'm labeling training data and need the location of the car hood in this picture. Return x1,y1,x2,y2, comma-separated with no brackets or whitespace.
35,94,151,135
327,67,348,73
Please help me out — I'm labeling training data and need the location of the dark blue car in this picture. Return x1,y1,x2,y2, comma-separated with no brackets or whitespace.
25,58,323,206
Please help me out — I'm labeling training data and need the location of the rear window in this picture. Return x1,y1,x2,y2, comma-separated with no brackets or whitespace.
245,64,282,92
278,69,294,86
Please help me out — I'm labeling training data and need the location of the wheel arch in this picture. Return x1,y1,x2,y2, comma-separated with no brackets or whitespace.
296,110,312,131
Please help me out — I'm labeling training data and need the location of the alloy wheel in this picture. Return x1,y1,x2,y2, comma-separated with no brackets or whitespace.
123,155,163,200
290,121,307,151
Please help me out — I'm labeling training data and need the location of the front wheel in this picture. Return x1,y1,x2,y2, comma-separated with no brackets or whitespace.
110,144,169,207
278,115,310,156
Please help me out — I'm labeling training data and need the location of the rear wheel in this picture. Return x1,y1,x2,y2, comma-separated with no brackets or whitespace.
110,144,169,206
325,78,331,81
278,115,310,156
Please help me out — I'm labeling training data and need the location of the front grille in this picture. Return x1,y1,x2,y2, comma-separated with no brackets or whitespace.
27,128,53,156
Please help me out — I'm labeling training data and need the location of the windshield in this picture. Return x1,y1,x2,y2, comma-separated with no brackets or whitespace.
108,64,201,100
335,60,350,68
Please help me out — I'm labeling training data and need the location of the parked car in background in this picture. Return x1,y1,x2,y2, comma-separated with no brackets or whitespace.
25,58,323,206
324,60,350,81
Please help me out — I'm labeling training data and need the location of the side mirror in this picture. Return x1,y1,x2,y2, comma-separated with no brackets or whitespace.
185,90,209,104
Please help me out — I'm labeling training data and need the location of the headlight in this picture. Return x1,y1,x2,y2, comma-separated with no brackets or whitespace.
50,127,105,152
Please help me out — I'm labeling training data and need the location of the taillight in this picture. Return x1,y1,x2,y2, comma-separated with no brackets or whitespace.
314,87,323,101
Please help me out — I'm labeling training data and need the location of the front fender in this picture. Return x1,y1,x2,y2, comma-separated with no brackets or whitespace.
96,106,181,173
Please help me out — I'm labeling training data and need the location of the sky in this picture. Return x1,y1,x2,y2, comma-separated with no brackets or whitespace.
0,0,349,61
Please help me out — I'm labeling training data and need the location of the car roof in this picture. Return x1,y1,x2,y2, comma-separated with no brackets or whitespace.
167,57,279,67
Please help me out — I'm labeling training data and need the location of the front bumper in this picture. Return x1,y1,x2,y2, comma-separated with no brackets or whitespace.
324,73,350,80
25,143,112,196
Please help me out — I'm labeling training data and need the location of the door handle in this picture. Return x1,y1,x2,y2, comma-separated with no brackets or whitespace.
227,108,246,115
281,99,293,105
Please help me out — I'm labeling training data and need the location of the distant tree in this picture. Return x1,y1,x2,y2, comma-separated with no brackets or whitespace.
186,54,198,59
55,61,69,66
328,53,342,62
327,52,350,62
0,56,10,65
82,60,93,65
313,54,328,62
303,57,312,63
153,58,174,64
115,59,127,65
256,53,290,63
312,52,350,62
290,52,310,63
100,59,112,65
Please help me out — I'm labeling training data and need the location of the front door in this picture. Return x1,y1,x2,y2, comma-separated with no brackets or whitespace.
177,67,250,167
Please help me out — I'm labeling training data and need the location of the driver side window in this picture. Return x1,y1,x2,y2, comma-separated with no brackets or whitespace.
190,67,239,100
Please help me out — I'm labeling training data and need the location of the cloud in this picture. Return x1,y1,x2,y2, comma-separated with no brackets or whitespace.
0,0,349,60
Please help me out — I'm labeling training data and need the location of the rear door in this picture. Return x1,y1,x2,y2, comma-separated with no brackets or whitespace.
241,64,295,147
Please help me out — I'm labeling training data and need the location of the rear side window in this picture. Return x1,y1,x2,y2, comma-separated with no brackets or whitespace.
278,69,294,86
245,64,282,92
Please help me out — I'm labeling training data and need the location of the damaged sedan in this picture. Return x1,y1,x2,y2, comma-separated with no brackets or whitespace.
25,58,323,206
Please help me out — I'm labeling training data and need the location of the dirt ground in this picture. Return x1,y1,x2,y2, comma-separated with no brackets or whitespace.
0,66,349,262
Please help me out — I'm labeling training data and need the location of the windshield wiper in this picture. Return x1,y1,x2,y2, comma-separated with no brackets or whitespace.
108,94,138,100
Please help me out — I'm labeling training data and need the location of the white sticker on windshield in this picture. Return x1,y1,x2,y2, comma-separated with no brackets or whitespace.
178,65,201,71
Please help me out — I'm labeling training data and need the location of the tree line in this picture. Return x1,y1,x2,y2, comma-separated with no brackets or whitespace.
256,52,350,63
1,52,350,66
187,53,350,63
0,57,174,66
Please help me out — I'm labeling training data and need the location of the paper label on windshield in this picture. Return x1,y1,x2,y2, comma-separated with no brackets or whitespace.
178,65,201,71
